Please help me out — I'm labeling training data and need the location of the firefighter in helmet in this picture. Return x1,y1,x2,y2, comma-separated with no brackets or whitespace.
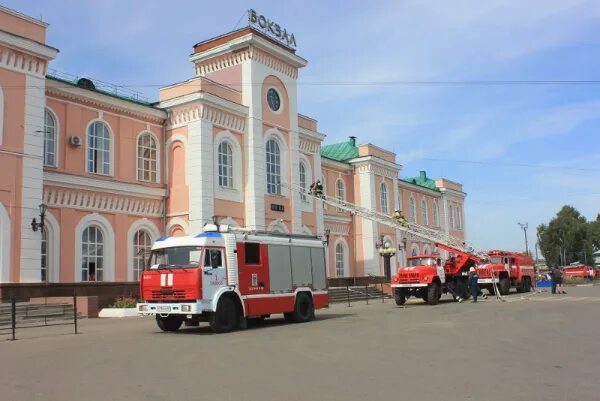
393,209,408,226
309,180,324,198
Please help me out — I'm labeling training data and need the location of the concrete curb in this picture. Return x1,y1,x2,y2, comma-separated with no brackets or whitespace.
98,308,138,318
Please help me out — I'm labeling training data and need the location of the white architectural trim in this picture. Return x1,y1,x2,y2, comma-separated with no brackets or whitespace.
135,130,161,184
334,237,350,277
0,202,10,283
298,154,313,212
74,213,115,282
167,217,189,236
85,118,115,176
44,212,60,283
44,171,166,198
126,219,160,281
267,219,289,233
20,74,45,282
43,106,60,167
301,225,313,235
0,30,58,60
158,91,248,116
187,119,214,233
264,128,289,197
421,198,429,226
213,130,243,203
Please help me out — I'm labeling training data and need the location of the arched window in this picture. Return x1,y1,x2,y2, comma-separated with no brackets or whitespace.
421,199,428,225
423,244,431,255
217,141,233,188
299,162,307,201
411,244,420,256
87,121,111,175
132,229,152,281
380,183,389,214
44,109,57,166
137,132,158,182
81,225,104,281
266,139,281,195
336,179,345,211
449,205,454,229
41,227,48,281
409,196,416,222
433,202,439,227
335,242,346,277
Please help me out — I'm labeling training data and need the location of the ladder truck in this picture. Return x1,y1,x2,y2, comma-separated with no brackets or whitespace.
284,183,487,306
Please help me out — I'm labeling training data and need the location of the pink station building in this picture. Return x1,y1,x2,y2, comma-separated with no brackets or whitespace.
0,6,466,286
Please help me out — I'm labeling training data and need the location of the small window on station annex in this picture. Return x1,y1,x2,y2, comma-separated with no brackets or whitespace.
245,243,261,264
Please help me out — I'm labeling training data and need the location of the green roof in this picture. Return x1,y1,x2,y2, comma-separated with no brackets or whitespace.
401,171,440,192
47,75,155,107
321,139,358,162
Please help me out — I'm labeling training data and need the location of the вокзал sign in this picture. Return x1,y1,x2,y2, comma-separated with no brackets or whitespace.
248,9,297,48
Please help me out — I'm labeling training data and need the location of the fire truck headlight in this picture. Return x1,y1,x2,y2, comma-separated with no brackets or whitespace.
138,305,148,312
182,305,191,312
423,276,428,281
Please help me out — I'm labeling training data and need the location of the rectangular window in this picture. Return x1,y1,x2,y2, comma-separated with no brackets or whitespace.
245,242,260,264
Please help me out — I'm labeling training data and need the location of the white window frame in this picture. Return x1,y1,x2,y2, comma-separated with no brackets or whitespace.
380,183,389,214
266,138,282,195
264,129,288,197
421,199,428,226
409,195,416,223
218,141,233,188
334,238,349,277
136,131,159,183
127,218,160,281
0,202,10,282
299,161,307,202
86,120,113,176
74,213,115,282
213,131,242,203
44,108,58,167
423,244,431,255
336,178,345,212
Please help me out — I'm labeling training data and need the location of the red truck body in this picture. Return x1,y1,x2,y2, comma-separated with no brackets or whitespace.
390,243,481,305
561,265,597,279
476,250,535,295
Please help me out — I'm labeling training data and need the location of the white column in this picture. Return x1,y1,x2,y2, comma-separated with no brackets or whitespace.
188,118,214,233
357,165,378,275
20,75,45,282
287,81,302,234
242,60,265,230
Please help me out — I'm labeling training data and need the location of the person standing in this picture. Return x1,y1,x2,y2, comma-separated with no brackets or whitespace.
468,267,480,303
551,265,563,294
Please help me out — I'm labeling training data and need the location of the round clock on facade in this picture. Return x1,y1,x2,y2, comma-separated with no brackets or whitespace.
267,88,281,111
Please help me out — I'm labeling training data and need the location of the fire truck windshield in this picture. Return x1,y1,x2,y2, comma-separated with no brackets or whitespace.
489,257,503,264
148,246,202,269
407,257,437,267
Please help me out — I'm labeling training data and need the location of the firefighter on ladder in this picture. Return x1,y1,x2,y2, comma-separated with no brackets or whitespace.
309,180,324,198
393,209,408,227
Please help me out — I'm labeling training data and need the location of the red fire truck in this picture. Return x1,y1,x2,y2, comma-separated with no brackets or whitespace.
390,243,481,305
476,250,535,295
561,265,597,280
137,224,329,333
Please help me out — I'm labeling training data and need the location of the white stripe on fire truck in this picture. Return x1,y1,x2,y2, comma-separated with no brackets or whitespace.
160,273,166,287
167,273,173,286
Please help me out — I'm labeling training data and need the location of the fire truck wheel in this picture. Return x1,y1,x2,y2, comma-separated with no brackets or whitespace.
499,277,510,295
292,293,314,323
523,277,532,292
156,315,183,332
427,282,441,305
394,289,406,306
210,296,239,333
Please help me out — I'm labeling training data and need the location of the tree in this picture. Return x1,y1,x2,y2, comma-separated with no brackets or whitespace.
537,206,593,267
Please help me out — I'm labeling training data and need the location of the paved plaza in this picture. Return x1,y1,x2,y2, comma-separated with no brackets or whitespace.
1,286,600,401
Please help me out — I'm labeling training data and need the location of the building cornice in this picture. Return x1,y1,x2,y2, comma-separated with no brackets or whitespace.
0,29,57,60
46,79,166,123
44,171,166,199
299,127,326,142
322,157,352,172
398,180,442,197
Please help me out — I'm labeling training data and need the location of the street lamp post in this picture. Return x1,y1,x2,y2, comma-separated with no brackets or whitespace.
376,235,396,282
518,222,529,256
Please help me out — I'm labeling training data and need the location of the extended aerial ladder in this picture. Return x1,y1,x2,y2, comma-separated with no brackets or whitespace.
282,182,504,300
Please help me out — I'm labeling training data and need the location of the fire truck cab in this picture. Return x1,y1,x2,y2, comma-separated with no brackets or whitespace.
390,244,480,305
137,224,329,333
476,250,535,295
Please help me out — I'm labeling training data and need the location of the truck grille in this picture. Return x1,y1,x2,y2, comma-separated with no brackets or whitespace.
150,289,187,300
398,272,419,282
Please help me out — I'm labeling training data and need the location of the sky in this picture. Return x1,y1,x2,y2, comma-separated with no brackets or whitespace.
6,0,600,252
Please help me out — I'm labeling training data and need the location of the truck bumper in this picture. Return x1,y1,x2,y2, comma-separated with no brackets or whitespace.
391,283,428,288
478,279,496,284
137,300,210,316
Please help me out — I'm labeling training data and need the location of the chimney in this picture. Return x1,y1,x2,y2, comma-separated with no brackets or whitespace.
419,171,426,180
349,136,356,146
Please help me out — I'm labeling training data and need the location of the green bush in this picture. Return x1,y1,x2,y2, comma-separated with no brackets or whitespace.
110,296,138,308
